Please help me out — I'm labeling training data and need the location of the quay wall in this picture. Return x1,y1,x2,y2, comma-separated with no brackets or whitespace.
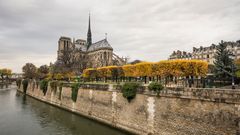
18,82,240,135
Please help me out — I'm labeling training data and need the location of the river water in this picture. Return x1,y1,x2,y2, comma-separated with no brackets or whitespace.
0,85,130,135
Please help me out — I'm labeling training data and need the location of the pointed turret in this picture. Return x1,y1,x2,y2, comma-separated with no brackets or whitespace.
87,13,92,49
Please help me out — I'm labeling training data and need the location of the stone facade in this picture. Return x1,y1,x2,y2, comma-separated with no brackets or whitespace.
169,50,192,60
169,40,240,64
56,15,126,74
19,82,240,135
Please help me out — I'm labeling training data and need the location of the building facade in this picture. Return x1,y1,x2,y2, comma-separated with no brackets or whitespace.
169,50,192,60
55,15,126,74
169,41,240,64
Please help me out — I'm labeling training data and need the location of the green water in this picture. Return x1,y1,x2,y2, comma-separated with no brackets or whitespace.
0,86,130,135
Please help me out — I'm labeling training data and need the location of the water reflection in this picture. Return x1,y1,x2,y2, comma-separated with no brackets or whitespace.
0,87,130,135
22,94,27,104
0,84,9,89
26,95,128,135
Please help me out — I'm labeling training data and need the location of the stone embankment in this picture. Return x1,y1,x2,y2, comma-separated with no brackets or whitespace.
18,82,240,135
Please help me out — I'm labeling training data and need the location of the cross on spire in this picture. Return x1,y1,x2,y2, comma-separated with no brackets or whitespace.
105,33,107,40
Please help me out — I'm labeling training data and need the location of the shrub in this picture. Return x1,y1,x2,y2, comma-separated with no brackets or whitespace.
32,81,36,91
22,79,28,93
50,81,58,94
148,82,164,96
71,83,81,102
16,79,22,89
40,79,48,96
36,81,39,89
121,82,140,102
58,82,63,100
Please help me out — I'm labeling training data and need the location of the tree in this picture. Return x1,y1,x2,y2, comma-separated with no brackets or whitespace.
122,64,136,81
213,41,234,79
148,82,164,96
52,49,77,75
55,73,64,80
61,49,75,68
37,65,49,79
135,62,153,83
22,63,37,79
208,64,215,74
129,60,142,65
235,59,240,78
107,66,124,82
0,68,12,82
96,67,110,82
0,69,2,82
82,59,208,86
63,72,75,81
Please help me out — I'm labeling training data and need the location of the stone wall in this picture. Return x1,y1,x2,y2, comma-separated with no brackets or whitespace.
18,82,240,135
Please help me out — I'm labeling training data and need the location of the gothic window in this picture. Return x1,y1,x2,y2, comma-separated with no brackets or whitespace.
104,52,107,59
67,41,68,50
64,41,66,50
207,54,209,58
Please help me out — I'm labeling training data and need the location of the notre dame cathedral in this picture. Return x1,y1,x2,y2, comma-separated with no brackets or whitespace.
55,15,127,74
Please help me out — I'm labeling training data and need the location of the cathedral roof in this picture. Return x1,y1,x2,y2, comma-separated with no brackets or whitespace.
75,44,87,51
87,39,113,52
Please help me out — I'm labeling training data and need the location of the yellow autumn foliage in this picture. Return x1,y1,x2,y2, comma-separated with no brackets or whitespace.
64,72,75,79
82,60,208,79
82,68,97,78
105,66,123,78
0,68,12,76
135,62,153,77
122,64,136,77
46,71,75,80
55,73,64,80
97,67,110,78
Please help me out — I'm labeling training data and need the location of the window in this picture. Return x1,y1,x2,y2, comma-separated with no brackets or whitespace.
104,52,107,59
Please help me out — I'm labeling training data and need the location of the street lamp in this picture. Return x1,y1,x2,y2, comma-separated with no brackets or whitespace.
230,54,235,89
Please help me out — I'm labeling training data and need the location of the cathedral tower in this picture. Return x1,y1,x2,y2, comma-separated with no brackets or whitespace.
87,14,92,49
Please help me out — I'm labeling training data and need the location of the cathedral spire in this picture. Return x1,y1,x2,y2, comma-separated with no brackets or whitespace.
87,13,92,48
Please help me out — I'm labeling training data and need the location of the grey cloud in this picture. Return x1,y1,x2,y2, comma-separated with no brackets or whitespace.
0,0,240,72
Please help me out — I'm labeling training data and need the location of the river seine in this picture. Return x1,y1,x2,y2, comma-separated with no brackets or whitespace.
0,85,130,135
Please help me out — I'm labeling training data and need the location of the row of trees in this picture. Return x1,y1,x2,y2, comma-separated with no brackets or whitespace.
22,63,49,79
0,68,12,82
82,60,208,83
22,63,75,81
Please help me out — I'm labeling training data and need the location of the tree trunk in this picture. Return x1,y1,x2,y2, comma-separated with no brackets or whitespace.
165,77,167,86
1,75,3,83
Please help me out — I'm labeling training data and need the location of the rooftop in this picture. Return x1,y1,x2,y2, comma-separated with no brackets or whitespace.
87,39,113,52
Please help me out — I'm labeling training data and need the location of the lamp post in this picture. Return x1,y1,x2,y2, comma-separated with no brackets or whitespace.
230,55,235,89
231,64,235,89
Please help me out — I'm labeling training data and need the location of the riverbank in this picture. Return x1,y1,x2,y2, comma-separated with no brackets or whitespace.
17,90,133,135
0,86,127,135
18,81,240,135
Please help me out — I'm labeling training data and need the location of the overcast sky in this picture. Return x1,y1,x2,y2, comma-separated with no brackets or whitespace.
0,0,240,73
